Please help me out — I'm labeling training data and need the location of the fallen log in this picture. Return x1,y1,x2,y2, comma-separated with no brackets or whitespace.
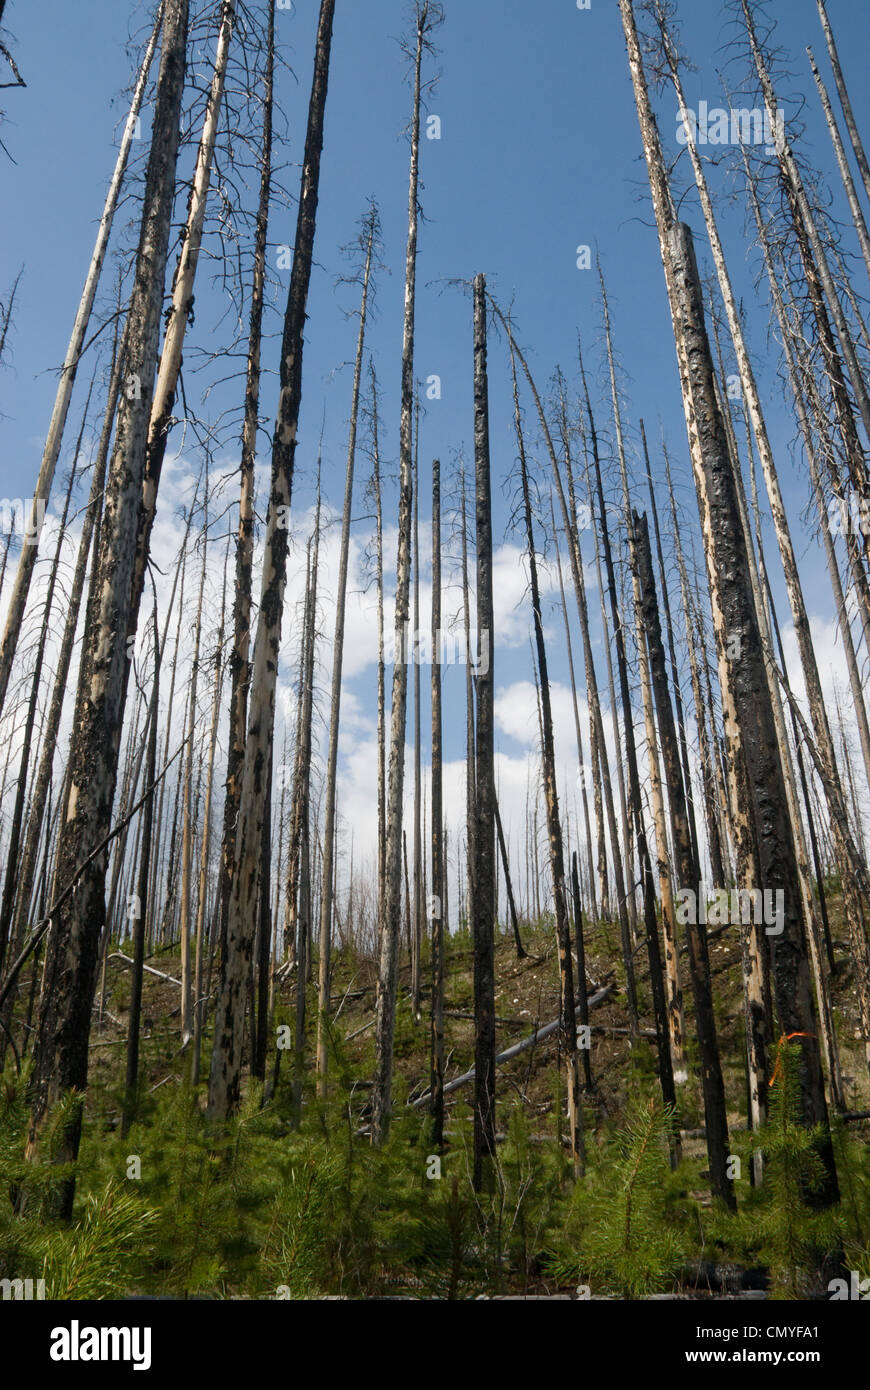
444,1010,543,1028
409,983,616,1108
344,1018,376,1043
442,1010,652,1038
109,951,181,987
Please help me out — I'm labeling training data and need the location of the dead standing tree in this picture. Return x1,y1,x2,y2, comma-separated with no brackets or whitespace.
430,455,445,1152
653,0,870,1075
509,347,584,1176
620,0,836,1206
816,0,870,208
471,273,497,1194
597,278,677,1109
371,0,443,1146
316,202,379,1096
218,0,275,966
209,0,336,1121
0,4,164,719
26,0,190,1217
488,296,639,1036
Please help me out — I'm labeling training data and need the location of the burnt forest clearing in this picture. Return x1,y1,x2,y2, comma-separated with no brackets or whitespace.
0,0,869,1322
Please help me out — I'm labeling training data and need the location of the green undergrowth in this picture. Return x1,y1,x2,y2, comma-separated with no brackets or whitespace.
2,1056,867,1299
2,915,869,1300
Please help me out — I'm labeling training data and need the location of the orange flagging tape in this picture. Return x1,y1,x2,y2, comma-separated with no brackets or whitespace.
768,1032,815,1087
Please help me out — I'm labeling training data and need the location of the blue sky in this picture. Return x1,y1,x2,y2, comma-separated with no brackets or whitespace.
1,0,869,913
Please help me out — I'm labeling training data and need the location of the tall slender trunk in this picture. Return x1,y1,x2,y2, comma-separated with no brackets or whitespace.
553,522,598,928
289,526,319,1125
511,349,583,1176
253,743,273,1082
619,0,739,1208
26,0,190,1216
179,480,208,1048
571,851,593,1091
368,361,387,929
598,280,676,1106
429,456,445,1150
0,384,89,977
411,394,423,1020
129,0,236,660
626,455,687,1084
460,465,477,942
568,369,635,944
371,1,440,1144
471,274,497,1192
6,328,122,957
219,0,274,957
665,21,870,1072
494,796,525,958
192,545,227,1086
693,571,735,885
749,475,844,1108
122,599,160,1137
0,267,22,375
816,0,870,206
316,204,377,1094
807,46,870,283
740,0,870,443
151,522,194,948
573,355,636,1003
635,509,732,1206
491,302,637,1029
739,133,870,806
642,427,700,871
625,0,836,1198
209,0,335,1121
0,4,164,718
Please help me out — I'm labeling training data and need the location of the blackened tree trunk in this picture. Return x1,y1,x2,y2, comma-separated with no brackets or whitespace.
663,12,870,1075
494,795,525,958
122,600,160,1137
571,852,592,1091
0,347,120,1061
0,4,164,719
635,509,733,1207
567,365,635,947
621,0,836,1206
368,361,387,931
460,464,477,942
553,518,597,929
209,0,335,1121
662,442,727,890
489,300,637,1032
26,0,189,1216
0,386,89,978
471,273,496,1193
429,456,445,1151
816,0,870,207
598,277,676,1109
192,553,227,1086
371,0,442,1144
179,481,208,1048
740,0,870,443
642,426,700,874
289,522,319,1124
411,396,423,1020
218,0,274,965
807,46,870,284
510,347,583,1176
316,203,378,1094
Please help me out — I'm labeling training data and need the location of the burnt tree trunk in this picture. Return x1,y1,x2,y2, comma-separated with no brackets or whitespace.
471,273,497,1193
26,0,189,1218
